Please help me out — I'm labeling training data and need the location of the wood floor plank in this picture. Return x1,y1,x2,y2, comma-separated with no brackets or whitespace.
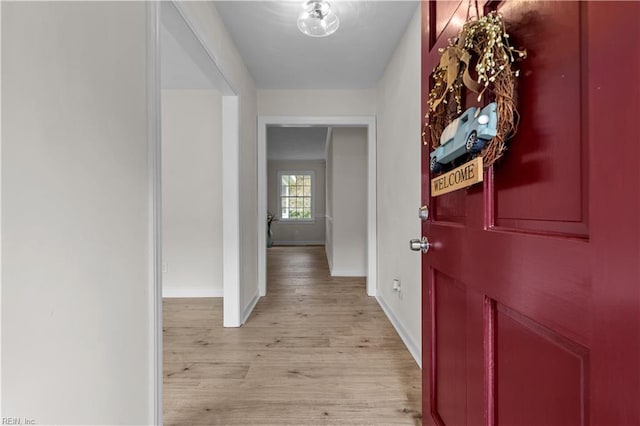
164,246,422,425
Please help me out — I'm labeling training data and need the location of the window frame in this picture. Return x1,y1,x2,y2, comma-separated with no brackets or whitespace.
277,170,316,223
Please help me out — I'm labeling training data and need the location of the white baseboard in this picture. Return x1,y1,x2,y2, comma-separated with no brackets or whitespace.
376,295,422,368
325,249,333,272
330,269,366,277
242,291,260,324
162,288,223,298
272,240,325,246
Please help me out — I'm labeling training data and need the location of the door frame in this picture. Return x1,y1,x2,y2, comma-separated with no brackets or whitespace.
0,1,3,415
149,1,242,423
257,116,377,297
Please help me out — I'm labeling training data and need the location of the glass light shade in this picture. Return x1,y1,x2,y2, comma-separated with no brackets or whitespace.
297,1,339,37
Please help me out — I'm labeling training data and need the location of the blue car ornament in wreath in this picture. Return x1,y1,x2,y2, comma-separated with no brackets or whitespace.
430,102,498,174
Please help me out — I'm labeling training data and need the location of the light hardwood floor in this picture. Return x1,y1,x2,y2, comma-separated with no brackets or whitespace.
164,246,422,425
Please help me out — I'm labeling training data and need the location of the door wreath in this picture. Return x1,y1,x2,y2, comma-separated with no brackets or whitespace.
423,11,527,170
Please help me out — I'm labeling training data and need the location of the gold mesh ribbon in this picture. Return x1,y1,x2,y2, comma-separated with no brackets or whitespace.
430,38,481,111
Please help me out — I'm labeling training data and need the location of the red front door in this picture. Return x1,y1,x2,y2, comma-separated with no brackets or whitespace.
420,1,640,424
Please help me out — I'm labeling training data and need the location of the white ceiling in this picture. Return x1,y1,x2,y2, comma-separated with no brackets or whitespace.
160,2,417,158
214,1,419,89
268,127,329,161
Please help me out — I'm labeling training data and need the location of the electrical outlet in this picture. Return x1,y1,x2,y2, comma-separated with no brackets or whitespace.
162,262,168,273
392,279,401,292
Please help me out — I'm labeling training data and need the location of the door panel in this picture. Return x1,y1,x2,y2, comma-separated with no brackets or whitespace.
493,1,587,236
431,273,486,424
421,1,640,425
434,274,467,425
496,306,588,426
465,291,484,425
433,190,467,224
432,0,463,42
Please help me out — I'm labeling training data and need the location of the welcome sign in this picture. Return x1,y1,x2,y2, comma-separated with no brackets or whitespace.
431,157,483,197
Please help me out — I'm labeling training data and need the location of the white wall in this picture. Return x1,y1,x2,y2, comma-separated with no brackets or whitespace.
258,89,376,116
375,8,422,365
2,2,151,423
180,2,259,316
325,133,334,270
326,128,368,277
162,90,223,298
268,160,326,245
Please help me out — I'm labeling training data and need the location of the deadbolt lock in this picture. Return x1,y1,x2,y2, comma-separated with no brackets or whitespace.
418,205,429,221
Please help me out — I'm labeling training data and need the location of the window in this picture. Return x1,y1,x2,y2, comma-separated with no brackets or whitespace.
278,172,314,221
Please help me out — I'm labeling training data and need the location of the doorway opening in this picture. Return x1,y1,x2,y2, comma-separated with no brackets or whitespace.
258,117,377,298
150,1,242,423
266,126,328,252
157,0,241,328
266,126,369,282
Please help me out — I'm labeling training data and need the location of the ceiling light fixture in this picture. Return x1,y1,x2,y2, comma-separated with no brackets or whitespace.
297,1,339,38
